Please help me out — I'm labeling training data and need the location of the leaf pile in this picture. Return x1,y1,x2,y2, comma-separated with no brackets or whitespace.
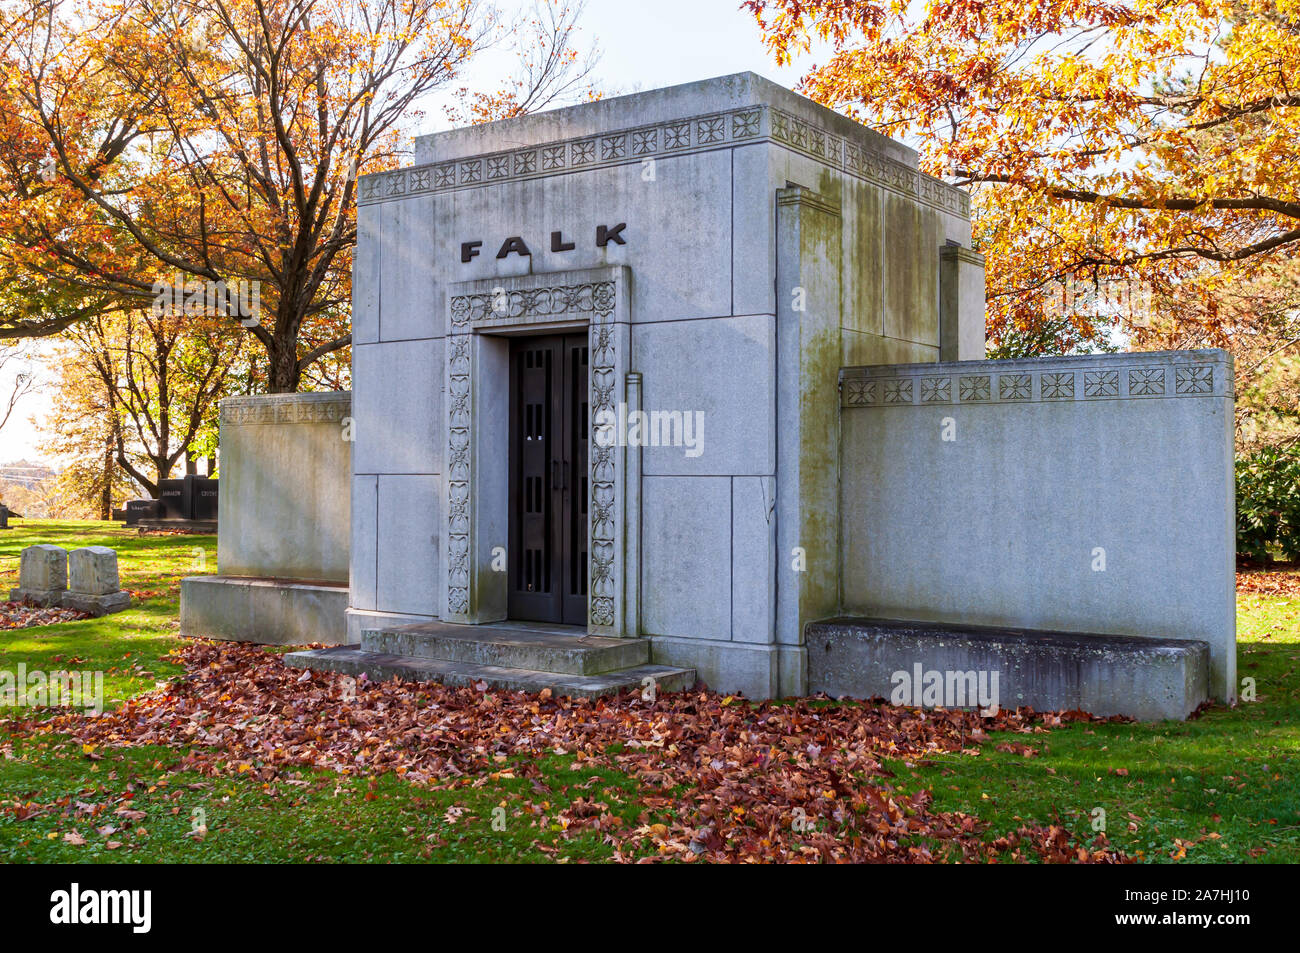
1,600,91,631
1237,568,1300,597
33,641,1127,863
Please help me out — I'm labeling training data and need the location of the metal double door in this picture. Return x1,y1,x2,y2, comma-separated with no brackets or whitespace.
508,333,589,624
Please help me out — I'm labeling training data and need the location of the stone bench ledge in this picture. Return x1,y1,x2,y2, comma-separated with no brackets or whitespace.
806,616,1210,721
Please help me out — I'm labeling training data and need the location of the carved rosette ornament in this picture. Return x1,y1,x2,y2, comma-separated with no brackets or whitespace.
841,354,1227,408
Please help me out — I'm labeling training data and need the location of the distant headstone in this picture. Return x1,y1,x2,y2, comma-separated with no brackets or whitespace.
187,475,219,520
150,477,217,524
0,505,8,530
62,546,130,616
158,480,187,520
9,544,68,606
124,499,161,526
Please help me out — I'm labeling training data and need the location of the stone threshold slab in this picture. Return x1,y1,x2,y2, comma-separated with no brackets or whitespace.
284,646,695,699
362,620,650,675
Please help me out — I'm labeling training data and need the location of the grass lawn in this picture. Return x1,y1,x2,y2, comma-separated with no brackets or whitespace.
1,519,210,712
903,587,1300,864
1,519,1297,863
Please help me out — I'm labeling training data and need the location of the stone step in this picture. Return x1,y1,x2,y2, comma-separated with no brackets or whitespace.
361,621,649,675
283,646,694,699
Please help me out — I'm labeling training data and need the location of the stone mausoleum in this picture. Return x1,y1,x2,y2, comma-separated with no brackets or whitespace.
184,73,1233,720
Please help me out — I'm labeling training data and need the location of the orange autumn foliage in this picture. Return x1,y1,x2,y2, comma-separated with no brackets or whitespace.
747,0,1300,350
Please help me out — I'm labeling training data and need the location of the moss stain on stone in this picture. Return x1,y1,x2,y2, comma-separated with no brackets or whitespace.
794,175,846,626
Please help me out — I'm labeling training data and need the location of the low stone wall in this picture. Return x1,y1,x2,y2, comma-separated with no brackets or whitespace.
181,576,349,644
836,350,1235,706
180,391,352,645
216,392,351,581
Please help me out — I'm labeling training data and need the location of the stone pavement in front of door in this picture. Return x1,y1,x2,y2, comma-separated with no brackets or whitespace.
284,620,695,698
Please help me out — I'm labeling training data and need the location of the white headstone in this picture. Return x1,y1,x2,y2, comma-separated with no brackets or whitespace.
68,546,120,596
19,544,67,592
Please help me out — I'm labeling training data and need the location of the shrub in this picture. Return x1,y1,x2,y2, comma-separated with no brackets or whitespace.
1236,444,1300,564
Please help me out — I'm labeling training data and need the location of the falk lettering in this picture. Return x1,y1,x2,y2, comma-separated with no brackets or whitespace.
460,224,626,262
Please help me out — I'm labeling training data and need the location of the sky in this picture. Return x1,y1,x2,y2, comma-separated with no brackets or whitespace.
0,340,55,465
478,0,809,107
0,0,815,466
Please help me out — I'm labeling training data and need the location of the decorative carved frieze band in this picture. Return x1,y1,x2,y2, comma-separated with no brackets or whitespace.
220,393,351,425
451,282,617,331
767,107,964,215
359,105,968,217
841,354,1232,408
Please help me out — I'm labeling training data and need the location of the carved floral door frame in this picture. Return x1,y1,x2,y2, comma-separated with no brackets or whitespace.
443,266,635,637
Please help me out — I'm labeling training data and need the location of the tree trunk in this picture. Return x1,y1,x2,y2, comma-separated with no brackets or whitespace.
100,440,112,521
100,394,114,520
267,322,302,393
